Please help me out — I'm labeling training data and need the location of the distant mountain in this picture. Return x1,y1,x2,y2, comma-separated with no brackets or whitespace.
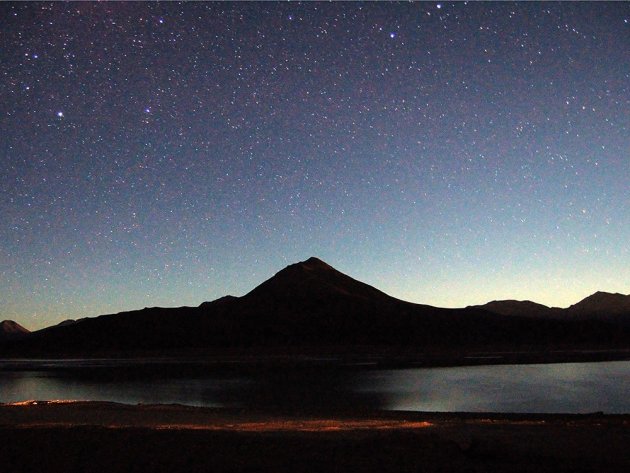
565,292,630,325
244,257,394,304
1,258,629,356
56,319,78,327
473,292,630,324
0,320,30,341
54,317,90,327
470,300,557,318
217,257,417,339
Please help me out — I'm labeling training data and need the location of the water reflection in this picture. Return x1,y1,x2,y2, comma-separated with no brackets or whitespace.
0,371,236,407
1,361,629,413
0,367,386,412
360,361,630,413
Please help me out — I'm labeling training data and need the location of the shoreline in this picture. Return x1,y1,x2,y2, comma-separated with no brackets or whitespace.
1,402,629,472
4,399,629,425
2,347,630,371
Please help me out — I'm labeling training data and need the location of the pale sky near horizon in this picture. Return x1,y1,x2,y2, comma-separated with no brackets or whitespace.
2,2,629,330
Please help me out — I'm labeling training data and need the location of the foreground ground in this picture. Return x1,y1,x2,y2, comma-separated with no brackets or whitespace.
0,402,628,472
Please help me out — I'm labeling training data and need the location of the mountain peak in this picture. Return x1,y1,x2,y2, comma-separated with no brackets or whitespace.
591,291,626,298
0,320,30,340
471,300,552,318
291,256,334,271
242,257,392,305
577,291,628,303
1,320,29,333
569,291,630,315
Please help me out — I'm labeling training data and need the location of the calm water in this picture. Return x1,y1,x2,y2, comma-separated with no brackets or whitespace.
1,360,628,413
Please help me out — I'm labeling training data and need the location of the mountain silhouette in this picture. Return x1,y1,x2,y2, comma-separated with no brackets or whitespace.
1,258,629,356
471,300,560,318
475,293,630,326
244,257,394,304
568,291,630,315
565,292,630,326
201,257,424,344
0,320,30,341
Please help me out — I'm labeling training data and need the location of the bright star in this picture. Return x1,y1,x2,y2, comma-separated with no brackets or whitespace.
389,32,396,39
56,111,64,118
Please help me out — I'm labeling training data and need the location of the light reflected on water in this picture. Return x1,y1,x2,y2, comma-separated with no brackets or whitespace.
0,371,242,407
1,360,628,413
360,361,630,413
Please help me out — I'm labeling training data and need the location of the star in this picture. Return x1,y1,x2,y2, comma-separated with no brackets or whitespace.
56,111,64,118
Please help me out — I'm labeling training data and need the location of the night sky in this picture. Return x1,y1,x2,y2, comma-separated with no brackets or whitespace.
1,2,629,330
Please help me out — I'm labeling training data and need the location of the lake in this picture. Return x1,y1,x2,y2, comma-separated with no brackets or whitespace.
0,359,628,413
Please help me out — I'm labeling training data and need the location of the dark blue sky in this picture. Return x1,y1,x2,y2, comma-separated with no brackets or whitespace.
2,2,629,329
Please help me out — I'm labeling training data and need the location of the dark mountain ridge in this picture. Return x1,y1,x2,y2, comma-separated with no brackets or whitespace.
568,291,630,317
0,320,30,341
470,300,557,318
2,258,629,356
475,292,630,326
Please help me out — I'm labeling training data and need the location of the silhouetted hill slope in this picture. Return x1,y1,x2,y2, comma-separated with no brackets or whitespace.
568,292,630,316
476,292,630,326
2,258,629,356
0,320,30,341
244,257,395,306
471,300,560,318
207,257,432,344
20,306,202,353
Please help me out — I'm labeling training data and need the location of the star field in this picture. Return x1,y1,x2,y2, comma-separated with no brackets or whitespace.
1,2,629,329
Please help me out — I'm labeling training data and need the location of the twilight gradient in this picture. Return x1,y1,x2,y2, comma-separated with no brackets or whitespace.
1,2,628,329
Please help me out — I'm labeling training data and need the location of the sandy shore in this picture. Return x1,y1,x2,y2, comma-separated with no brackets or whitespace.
1,401,629,472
